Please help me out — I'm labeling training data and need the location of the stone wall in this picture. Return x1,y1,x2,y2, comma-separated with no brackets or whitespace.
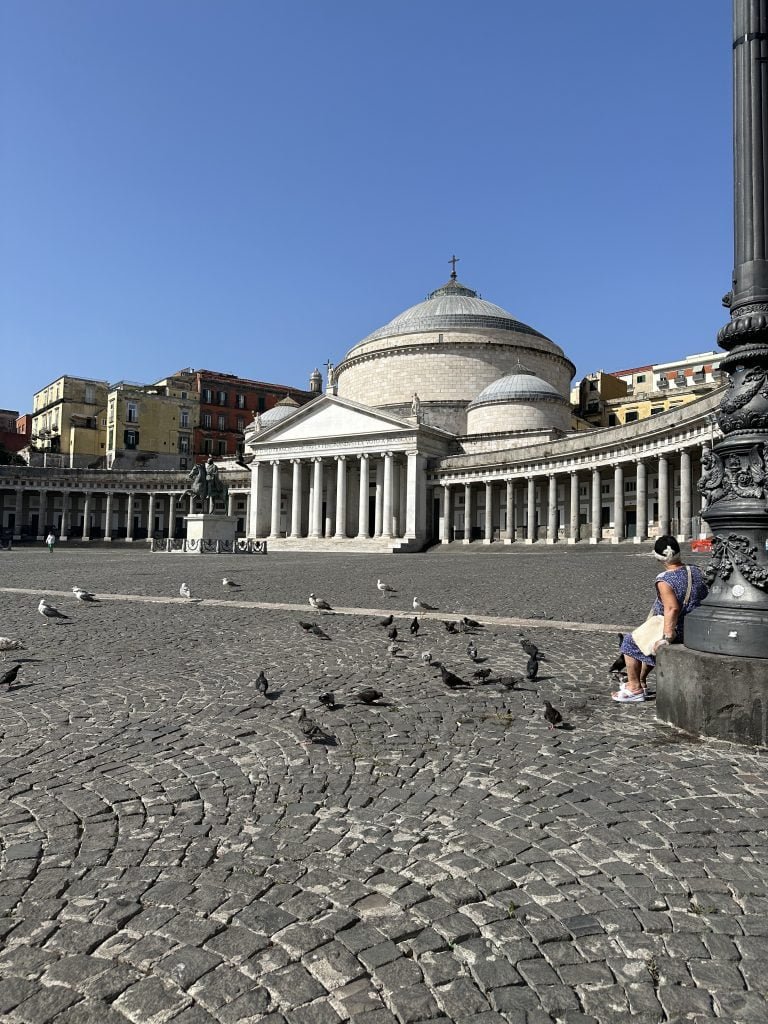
466,400,571,436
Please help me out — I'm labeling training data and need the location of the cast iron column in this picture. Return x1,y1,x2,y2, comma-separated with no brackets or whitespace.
686,0,768,658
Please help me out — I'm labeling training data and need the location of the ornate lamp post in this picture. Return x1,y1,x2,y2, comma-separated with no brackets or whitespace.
685,0,768,658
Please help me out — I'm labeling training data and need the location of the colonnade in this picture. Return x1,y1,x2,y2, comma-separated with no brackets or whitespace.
436,446,705,544
0,485,251,542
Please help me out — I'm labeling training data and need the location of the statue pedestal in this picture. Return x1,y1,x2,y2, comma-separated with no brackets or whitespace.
183,515,238,553
656,644,768,747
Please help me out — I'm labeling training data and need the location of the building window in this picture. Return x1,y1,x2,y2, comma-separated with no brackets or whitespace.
601,483,611,495
625,480,636,492
202,412,212,428
636,374,646,383
588,380,598,391
608,414,618,426
180,458,188,469
650,406,664,415
217,414,226,431
236,416,245,431
625,411,638,422
180,409,190,428
202,388,213,403
181,390,188,400
85,385,96,404
217,439,227,455
586,401,599,413
236,394,246,409
203,438,212,454
179,435,190,454
127,402,138,423
258,396,266,413
125,430,138,449
217,390,227,405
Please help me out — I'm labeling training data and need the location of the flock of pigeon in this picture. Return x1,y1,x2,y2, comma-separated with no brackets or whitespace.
0,574,573,741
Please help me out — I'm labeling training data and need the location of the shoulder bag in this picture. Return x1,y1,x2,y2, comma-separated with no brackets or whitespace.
631,566,692,656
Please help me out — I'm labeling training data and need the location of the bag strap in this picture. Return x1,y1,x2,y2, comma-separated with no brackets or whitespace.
682,565,693,610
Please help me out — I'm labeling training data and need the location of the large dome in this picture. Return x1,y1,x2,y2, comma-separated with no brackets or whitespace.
335,272,575,436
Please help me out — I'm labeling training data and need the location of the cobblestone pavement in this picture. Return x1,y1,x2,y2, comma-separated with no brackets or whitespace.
0,545,766,1024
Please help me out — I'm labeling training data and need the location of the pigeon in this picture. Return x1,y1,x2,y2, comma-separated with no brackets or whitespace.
298,621,331,640
544,701,563,729
388,642,401,656
38,599,68,623
180,583,192,600
521,638,547,661
609,634,627,675
387,626,398,641
72,586,98,602
467,641,479,662
255,671,269,697
421,651,433,665
378,614,394,628
309,593,332,611
377,579,396,594
440,664,470,689
526,655,540,681
410,616,420,636
463,616,483,629
222,578,241,588
497,674,525,691
413,597,438,611
0,638,25,660
443,620,460,634
356,687,384,705
297,708,331,743
473,667,492,681
0,664,21,689
318,691,337,710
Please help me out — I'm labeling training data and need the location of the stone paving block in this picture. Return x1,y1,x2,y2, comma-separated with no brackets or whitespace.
112,976,189,1023
157,945,223,988
385,983,442,1022
712,991,768,1020
263,964,327,1007
433,977,491,1017
217,986,273,1021
657,985,714,1018
0,977,38,1014
303,940,367,990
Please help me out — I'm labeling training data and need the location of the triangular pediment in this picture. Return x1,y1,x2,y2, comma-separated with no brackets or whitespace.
250,395,414,446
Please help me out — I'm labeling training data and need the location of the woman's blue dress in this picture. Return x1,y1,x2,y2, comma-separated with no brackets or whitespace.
620,564,709,666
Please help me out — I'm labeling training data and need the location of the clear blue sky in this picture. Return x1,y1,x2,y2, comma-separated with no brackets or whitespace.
1,1,732,413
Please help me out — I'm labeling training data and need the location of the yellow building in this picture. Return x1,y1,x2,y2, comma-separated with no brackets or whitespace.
31,375,110,467
106,373,198,470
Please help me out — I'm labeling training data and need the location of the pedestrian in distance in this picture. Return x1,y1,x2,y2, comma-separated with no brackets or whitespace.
45,531,56,553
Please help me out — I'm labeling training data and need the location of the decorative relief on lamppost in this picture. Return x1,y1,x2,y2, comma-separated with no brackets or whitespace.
705,535,768,592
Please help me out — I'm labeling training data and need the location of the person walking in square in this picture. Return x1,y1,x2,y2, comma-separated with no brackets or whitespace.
45,531,56,553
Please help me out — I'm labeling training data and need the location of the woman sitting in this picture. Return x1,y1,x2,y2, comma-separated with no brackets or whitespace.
613,534,708,703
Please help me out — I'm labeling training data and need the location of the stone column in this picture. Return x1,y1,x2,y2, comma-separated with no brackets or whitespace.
270,461,282,538
374,458,384,537
612,464,624,543
679,449,692,541
147,492,155,540
483,481,494,543
13,489,23,540
590,468,601,543
398,462,407,537
635,461,647,543
381,452,394,539
658,455,670,536
82,492,92,541
568,472,579,544
546,475,558,544
311,458,324,538
525,478,536,544
290,460,303,537
104,492,113,541
59,492,69,541
37,489,47,540
227,492,235,517
248,463,263,537
462,482,472,544
167,492,176,539
440,484,453,543
405,451,427,542
334,456,347,538
357,454,370,538
126,492,135,542
504,479,515,543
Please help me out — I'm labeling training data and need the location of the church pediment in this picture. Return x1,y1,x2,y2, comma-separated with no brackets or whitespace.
249,395,414,446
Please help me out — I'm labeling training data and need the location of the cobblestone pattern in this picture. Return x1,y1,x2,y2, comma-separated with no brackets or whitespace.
0,546,765,1024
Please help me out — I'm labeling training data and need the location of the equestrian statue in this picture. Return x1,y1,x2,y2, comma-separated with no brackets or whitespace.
185,455,228,514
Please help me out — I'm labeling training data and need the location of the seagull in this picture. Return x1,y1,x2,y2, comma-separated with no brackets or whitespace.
377,579,396,595
526,655,541,681
466,641,479,662
318,691,337,710
0,638,25,660
180,583,192,600
413,597,438,611
222,578,241,588
255,671,269,697
38,599,68,623
463,616,483,629
473,667,492,682
440,664,470,689
298,621,331,640
544,701,563,729
410,617,419,636
386,626,398,641
0,664,21,690
72,586,99,602
309,593,332,611
356,687,384,705
297,708,331,744
421,651,432,665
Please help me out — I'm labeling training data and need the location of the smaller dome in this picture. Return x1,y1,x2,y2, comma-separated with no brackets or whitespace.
468,363,565,408
260,395,300,426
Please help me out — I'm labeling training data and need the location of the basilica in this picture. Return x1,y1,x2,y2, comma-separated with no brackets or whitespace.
242,269,716,551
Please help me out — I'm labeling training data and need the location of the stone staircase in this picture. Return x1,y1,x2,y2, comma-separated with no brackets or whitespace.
261,536,425,554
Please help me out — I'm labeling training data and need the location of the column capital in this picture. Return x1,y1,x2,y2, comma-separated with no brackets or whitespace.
358,452,369,461
270,458,281,466
334,454,347,462
290,457,302,465
312,456,324,464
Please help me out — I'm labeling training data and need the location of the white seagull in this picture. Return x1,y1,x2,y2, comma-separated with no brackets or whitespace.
38,599,69,623
72,586,99,602
309,593,332,611
377,579,396,595
0,637,26,660
179,583,192,600
413,596,439,611
420,651,432,665
222,578,240,588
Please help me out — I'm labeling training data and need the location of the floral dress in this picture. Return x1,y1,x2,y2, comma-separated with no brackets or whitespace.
620,564,709,666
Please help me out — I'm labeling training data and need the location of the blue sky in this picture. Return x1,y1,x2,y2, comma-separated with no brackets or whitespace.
1,1,732,413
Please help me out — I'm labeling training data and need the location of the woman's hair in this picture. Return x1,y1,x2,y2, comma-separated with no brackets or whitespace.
653,535,681,563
